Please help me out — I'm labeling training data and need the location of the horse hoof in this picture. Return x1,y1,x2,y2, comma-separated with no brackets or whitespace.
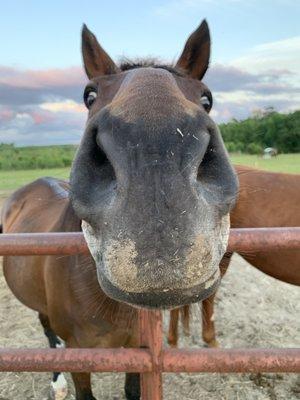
50,373,68,400
167,339,178,348
206,339,219,348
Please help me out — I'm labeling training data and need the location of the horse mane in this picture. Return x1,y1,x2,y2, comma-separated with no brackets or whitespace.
119,58,185,77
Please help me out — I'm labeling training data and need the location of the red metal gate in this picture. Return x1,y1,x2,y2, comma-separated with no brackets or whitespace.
0,228,300,399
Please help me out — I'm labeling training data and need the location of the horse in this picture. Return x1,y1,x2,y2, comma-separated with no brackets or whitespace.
2,20,239,399
168,166,300,348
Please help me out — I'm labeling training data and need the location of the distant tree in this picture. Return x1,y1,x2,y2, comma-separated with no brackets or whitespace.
220,109,300,154
0,144,77,171
0,109,299,171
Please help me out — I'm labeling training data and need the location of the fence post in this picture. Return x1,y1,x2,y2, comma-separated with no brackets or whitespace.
139,309,163,400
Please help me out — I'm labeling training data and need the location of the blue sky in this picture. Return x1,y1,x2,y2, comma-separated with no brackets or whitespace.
0,0,299,145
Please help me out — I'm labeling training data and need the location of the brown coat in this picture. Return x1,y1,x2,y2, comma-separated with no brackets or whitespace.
168,166,300,348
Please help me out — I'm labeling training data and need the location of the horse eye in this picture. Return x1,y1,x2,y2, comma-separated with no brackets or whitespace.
84,89,97,109
200,94,212,112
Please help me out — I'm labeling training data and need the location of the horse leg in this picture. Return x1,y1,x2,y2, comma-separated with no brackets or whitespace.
71,372,96,400
62,336,96,400
201,252,232,347
70,360,140,400
181,305,190,336
38,313,68,400
167,308,180,347
202,294,218,347
125,373,140,400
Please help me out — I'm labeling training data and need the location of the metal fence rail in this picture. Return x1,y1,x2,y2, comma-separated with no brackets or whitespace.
0,227,299,255
0,347,299,373
0,228,299,400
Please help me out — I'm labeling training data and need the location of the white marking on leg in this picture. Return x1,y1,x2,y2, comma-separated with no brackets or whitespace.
49,338,68,400
50,373,68,400
56,336,65,348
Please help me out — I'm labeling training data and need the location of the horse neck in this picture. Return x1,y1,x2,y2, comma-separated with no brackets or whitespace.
62,204,137,330
69,253,138,331
232,168,300,228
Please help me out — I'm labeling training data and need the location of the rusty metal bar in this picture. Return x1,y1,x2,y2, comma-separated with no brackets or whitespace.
0,348,152,372
163,348,300,373
228,227,300,253
139,309,163,400
0,232,87,255
0,229,299,396
0,228,299,256
0,348,299,373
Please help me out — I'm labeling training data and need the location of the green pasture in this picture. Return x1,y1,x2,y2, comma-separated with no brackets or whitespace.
0,153,299,194
0,168,70,196
230,153,300,174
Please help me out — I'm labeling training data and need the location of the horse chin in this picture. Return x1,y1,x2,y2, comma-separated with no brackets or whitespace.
81,219,226,308
96,267,220,309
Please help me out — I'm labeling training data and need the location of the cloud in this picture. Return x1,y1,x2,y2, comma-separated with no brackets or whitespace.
203,62,300,121
211,96,299,122
0,83,85,106
0,65,87,145
202,36,300,121
0,104,85,145
0,44,299,145
40,100,85,113
233,36,300,85
0,65,86,107
204,64,298,94
0,66,85,89
0,108,14,122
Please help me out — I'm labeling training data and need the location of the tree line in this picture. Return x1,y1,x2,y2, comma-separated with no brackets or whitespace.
220,109,300,154
0,109,299,170
0,144,76,170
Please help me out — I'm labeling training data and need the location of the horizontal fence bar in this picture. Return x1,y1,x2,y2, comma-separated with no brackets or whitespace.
0,348,299,373
0,348,152,373
0,228,299,256
163,348,300,373
0,232,86,256
228,227,300,253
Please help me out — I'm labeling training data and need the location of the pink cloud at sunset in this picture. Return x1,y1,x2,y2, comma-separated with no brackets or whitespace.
0,66,85,89
0,108,14,122
28,110,56,125
0,48,299,145
40,100,86,114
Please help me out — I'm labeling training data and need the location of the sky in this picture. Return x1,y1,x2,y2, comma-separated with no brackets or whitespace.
0,0,299,146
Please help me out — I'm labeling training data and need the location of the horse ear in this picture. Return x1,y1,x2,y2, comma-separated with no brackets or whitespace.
176,20,210,80
81,24,118,79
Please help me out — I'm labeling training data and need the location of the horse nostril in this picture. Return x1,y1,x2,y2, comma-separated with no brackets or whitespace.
96,143,110,166
90,132,117,184
94,131,109,165
184,131,210,183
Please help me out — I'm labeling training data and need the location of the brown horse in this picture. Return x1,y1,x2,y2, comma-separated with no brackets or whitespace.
168,166,300,348
1,21,238,400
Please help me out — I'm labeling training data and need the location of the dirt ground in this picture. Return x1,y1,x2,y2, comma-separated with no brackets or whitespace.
0,196,299,399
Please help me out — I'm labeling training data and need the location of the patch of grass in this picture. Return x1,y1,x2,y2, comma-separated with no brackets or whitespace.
0,168,70,195
0,144,76,170
0,154,299,194
230,153,300,174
